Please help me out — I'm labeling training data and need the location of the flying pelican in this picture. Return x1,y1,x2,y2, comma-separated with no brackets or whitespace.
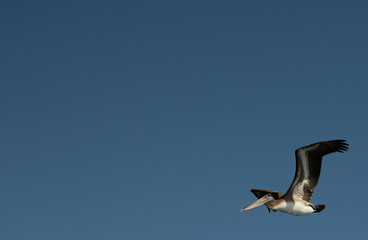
240,140,349,216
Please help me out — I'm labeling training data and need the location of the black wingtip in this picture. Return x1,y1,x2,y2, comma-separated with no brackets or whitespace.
325,139,349,154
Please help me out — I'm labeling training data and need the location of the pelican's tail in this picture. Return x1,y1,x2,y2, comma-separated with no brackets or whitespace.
312,204,325,213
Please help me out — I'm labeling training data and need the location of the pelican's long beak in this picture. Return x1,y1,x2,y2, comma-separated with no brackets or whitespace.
240,194,274,212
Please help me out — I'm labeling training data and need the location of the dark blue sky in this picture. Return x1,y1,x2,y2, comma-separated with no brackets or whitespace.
1,1,367,239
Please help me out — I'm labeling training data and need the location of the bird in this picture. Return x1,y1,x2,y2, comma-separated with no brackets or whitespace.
240,140,349,216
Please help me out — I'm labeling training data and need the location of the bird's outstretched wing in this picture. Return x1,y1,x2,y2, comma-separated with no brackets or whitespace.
283,140,349,202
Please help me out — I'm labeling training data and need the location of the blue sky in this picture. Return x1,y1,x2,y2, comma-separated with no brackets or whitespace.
1,0,368,239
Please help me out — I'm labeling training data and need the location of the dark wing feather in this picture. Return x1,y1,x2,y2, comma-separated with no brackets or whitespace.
283,140,349,202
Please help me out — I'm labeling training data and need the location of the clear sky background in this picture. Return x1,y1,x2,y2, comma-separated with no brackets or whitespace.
1,1,367,239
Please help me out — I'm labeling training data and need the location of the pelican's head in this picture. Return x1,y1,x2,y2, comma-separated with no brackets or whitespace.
240,194,275,212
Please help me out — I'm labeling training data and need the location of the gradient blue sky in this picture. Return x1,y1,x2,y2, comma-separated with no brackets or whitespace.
1,1,368,239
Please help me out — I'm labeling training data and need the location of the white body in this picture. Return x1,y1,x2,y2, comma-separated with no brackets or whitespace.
273,200,315,216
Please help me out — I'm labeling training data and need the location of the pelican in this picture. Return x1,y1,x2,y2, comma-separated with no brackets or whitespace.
240,140,349,216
